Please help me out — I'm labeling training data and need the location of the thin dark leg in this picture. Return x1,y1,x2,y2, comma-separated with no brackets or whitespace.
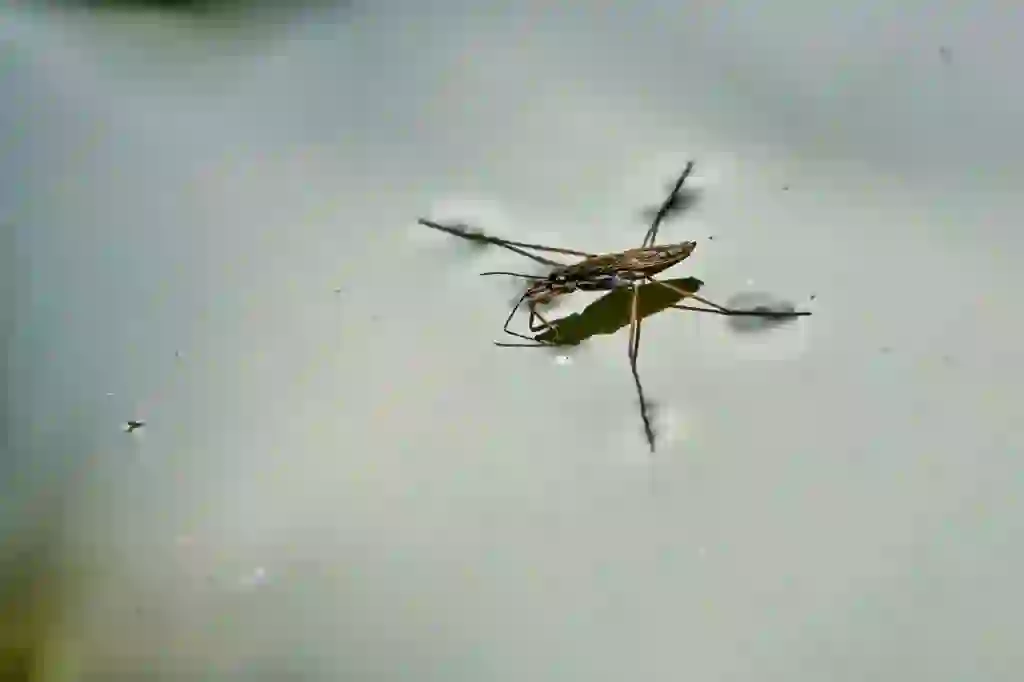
495,301,574,348
648,278,812,319
495,338,554,347
418,218,596,264
495,300,559,347
498,293,539,342
528,307,558,334
643,161,695,248
668,303,813,318
627,283,657,452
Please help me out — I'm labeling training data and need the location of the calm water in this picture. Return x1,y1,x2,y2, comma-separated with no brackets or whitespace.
6,2,1024,680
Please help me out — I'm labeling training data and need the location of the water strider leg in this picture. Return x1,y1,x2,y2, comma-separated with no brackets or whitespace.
495,293,570,347
647,278,812,319
496,295,549,346
627,282,657,452
528,307,560,335
643,161,696,248
418,219,596,264
494,297,560,348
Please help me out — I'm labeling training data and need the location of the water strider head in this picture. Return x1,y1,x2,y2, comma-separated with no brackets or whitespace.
524,276,576,305
525,269,629,304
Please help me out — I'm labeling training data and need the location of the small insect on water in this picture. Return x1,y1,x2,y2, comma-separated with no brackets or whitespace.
419,161,811,451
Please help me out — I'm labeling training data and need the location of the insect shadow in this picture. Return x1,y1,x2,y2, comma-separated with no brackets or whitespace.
532,277,704,347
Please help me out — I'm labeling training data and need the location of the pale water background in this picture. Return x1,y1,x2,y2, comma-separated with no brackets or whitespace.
4,1,1024,680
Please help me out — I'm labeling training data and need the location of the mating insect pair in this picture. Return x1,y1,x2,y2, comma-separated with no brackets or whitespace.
420,161,810,451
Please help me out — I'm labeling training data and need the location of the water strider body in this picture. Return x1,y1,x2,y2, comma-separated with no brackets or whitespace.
498,241,699,342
